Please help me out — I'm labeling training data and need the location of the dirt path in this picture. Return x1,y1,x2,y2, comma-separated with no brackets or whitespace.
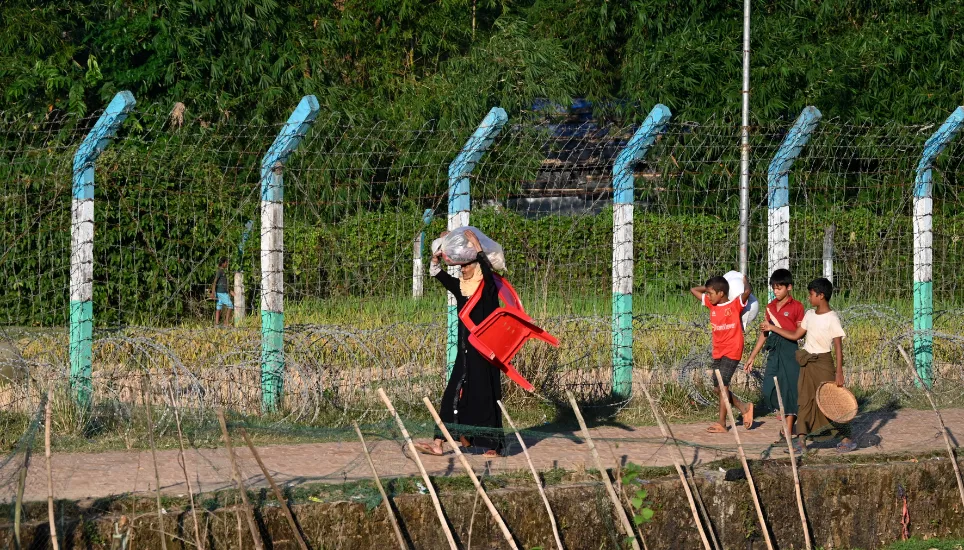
3,407,960,503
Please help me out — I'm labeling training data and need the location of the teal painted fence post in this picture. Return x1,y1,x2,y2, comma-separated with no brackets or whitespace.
611,104,671,399
766,106,821,300
261,95,320,411
413,209,434,298
913,106,964,388
69,91,135,407
446,107,508,377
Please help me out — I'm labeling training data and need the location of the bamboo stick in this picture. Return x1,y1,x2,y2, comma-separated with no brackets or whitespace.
239,427,310,550
566,391,640,550
714,370,773,550
141,377,168,550
638,383,720,550
896,344,964,511
638,385,711,550
14,453,27,550
377,389,457,550
497,400,564,550
216,410,265,550
235,504,243,550
167,384,203,550
773,377,812,550
353,422,408,550
466,488,481,550
422,397,518,549
44,389,59,550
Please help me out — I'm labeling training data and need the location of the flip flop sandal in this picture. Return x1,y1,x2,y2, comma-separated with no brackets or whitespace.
706,423,728,434
414,443,444,456
783,440,805,455
836,440,858,453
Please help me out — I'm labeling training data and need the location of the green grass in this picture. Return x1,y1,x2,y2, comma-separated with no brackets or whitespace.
280,290,927,327
875,539,964,550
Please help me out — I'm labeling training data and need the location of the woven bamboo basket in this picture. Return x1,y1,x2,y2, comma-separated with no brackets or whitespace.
815,382,858,423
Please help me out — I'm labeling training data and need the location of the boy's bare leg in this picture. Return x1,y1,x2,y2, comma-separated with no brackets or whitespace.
785,414,796,438
727,390,754,429
718,388,728,426
728,391,748,415
215,308,221,326
707,386,728,432
709,384,753,432
224,307,233,326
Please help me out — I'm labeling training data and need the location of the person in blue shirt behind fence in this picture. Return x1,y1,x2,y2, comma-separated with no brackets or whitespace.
210,257,234,326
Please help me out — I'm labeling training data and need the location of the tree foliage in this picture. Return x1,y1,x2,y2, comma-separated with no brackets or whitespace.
1,0,962,123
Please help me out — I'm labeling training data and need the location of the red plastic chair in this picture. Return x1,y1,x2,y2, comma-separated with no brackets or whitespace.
458,274,559,392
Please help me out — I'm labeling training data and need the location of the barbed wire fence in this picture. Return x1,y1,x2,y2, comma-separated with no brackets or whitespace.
0,101,962,467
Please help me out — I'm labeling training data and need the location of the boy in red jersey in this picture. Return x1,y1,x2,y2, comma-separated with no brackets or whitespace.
691,274,754,433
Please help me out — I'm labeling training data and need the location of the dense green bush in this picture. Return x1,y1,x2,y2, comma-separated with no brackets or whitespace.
1,113,960,328
4,184,964,327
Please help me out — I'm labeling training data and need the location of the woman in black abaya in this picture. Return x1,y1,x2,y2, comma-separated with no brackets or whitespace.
416,230,505,457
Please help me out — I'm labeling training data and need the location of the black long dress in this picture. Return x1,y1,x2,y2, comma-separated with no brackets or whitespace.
433,251,505,453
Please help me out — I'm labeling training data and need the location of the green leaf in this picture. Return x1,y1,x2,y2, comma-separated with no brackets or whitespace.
631,497,643,509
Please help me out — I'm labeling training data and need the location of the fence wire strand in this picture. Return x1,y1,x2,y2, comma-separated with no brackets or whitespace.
0,110,962,514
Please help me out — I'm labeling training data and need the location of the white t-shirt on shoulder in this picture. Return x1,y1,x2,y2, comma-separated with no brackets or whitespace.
801,310,846,354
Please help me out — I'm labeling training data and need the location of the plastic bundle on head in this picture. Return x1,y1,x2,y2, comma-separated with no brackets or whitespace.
432,226,506,271
723,270,759,331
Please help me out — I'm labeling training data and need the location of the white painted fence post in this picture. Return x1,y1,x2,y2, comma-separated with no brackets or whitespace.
823,225,835,283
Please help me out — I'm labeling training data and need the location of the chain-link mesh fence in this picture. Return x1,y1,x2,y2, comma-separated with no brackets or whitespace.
0,107,962,464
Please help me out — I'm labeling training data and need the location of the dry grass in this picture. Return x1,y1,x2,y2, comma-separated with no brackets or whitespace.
0,301,961,453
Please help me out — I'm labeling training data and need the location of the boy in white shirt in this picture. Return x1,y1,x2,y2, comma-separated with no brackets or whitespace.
762,278,856,453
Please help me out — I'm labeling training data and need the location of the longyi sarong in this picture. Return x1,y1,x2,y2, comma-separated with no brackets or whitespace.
762,331,800,416
796,350,851,438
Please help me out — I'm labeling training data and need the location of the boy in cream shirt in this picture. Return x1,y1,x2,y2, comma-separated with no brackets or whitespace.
762,278,856,453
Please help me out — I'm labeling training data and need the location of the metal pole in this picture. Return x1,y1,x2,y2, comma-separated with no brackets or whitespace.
738,0,752,276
